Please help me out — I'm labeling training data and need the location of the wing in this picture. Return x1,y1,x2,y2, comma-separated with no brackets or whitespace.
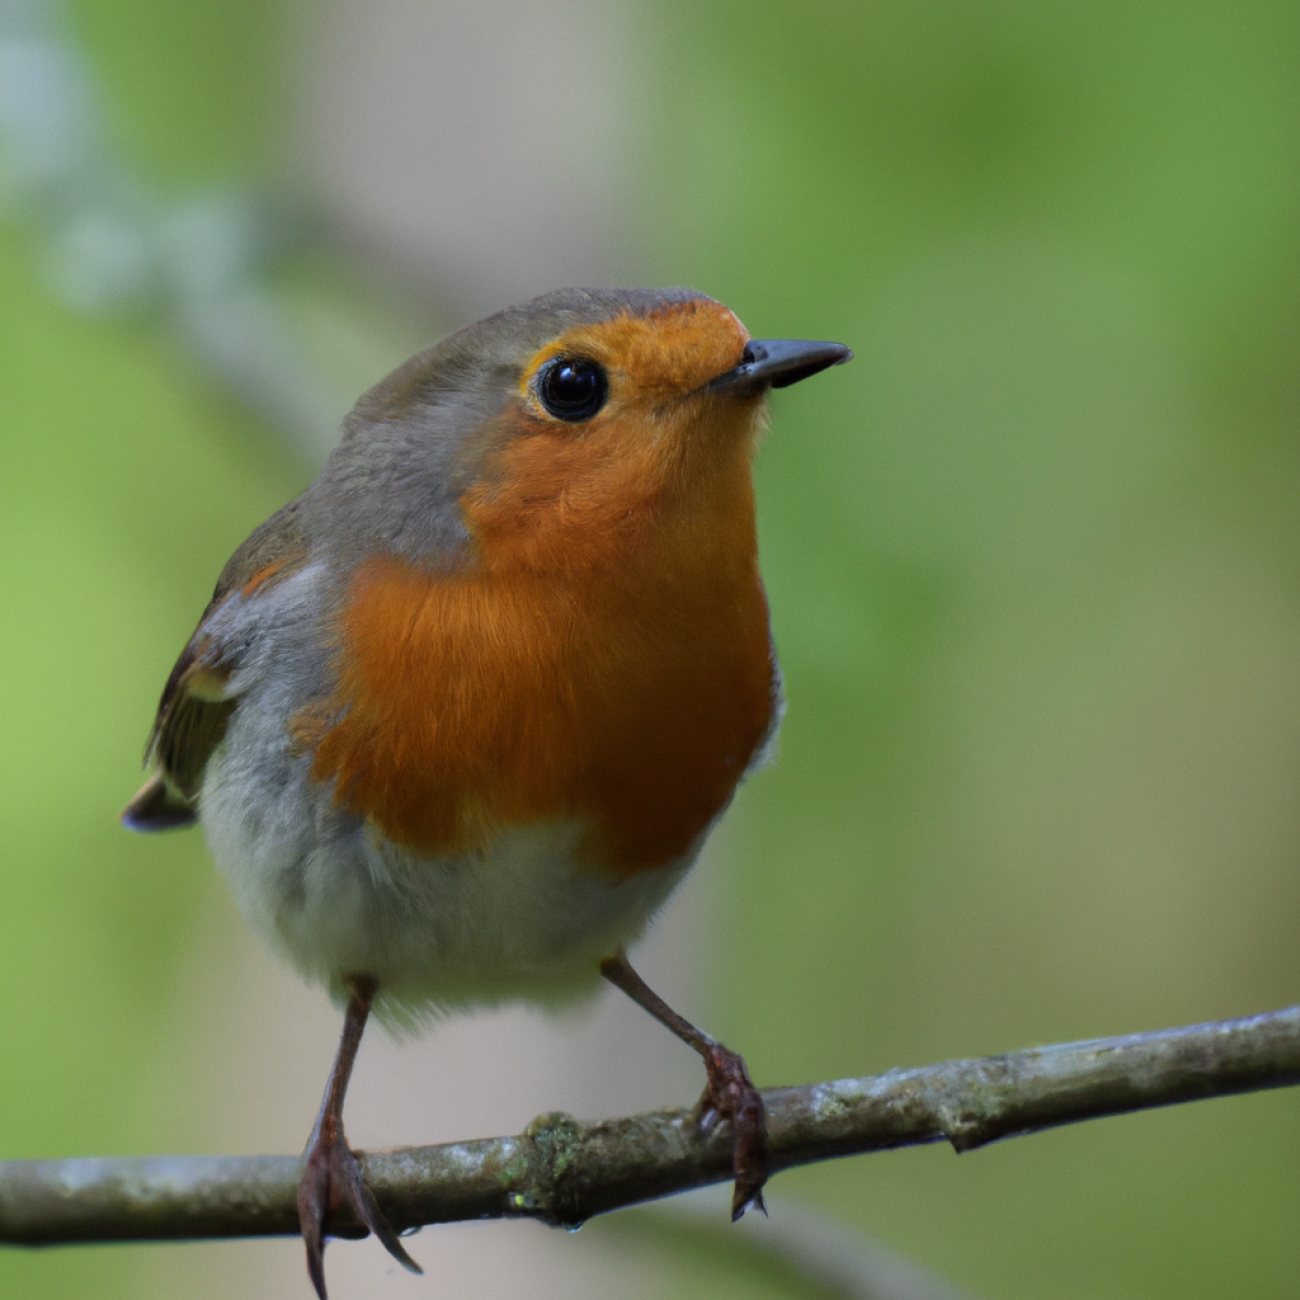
122,497,309,832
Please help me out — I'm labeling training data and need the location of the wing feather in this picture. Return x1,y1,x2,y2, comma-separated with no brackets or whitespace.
123,497,308,832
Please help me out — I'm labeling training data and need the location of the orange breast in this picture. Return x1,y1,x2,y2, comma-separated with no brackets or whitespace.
301,475,775,877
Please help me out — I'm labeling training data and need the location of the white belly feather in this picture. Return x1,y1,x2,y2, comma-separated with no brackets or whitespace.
200,681,692,1026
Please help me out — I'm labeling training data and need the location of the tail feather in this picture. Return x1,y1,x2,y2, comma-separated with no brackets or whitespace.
121,775,197,832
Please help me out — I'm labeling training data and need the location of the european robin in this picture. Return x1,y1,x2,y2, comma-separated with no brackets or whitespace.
123,286,850,1298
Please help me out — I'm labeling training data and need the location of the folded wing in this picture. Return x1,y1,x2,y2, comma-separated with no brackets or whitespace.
122,498,309,831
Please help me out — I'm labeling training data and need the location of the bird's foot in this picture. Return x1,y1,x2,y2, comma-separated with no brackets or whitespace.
298,1118,422,1300
695,1042,769,1220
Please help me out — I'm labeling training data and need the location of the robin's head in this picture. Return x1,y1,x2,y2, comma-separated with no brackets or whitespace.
315,288,849,571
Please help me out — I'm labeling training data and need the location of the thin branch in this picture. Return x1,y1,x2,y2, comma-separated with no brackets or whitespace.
3,1005,1298,1248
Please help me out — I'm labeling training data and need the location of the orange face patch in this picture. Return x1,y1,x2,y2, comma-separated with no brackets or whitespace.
464,299,763,574
518,297,750,410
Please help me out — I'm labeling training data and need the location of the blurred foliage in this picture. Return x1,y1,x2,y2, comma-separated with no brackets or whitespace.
72,0,280,183
2,1,1300,1299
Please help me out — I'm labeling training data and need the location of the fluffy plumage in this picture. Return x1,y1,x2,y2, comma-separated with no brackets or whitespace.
128,288,782,1022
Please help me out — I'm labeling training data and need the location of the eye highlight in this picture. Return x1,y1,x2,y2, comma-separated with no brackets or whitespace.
536,356,608,422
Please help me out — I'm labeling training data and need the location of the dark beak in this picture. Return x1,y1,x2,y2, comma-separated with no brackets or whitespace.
708,338,852,394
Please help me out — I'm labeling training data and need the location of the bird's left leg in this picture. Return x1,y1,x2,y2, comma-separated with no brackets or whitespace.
599,951,768,1219
298,975,422,1300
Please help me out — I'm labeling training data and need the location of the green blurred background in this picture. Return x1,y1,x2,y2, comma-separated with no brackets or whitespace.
2,1,1299,1297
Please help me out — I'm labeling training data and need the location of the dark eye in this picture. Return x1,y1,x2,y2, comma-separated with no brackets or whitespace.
537,356,608,422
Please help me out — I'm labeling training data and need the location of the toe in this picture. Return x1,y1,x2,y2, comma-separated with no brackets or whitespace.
698,1044,770,1221
728,1084,769,1220
297,1127,423,1299
297,1145,333,1300
340,1145,423,1275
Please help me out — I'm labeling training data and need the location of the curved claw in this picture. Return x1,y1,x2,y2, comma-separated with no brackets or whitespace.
298,1122,422,1300
694,1043,770,1221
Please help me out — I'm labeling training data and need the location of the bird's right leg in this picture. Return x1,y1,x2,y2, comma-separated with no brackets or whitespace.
298,975,422,1300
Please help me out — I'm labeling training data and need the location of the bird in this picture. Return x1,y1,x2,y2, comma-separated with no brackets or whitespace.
122,286,851,1298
